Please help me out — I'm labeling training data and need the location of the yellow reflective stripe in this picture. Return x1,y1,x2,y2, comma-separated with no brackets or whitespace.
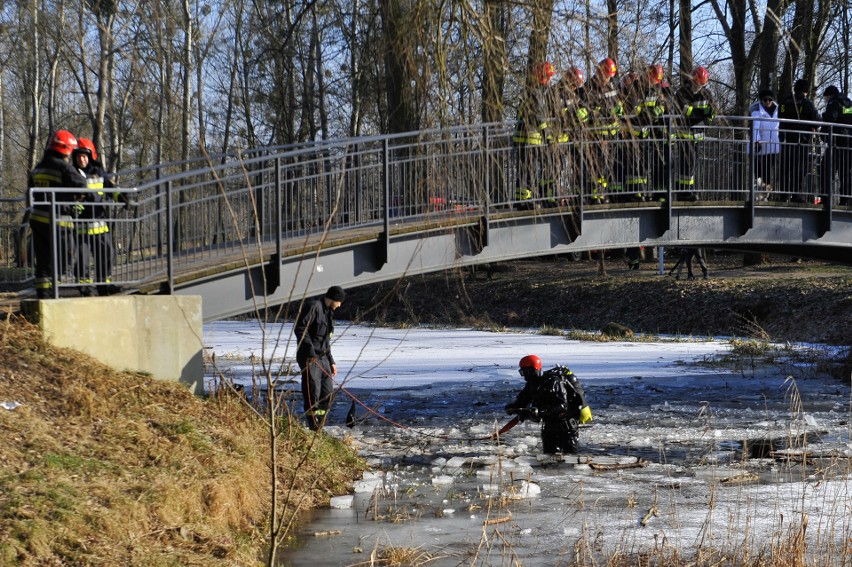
30,210,50,223
77,221,109,235
31,171,63,185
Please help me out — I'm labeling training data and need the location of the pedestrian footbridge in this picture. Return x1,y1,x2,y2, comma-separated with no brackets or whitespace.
7,118,852,322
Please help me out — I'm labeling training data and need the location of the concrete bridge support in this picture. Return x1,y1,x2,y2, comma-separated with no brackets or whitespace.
22,296,204,395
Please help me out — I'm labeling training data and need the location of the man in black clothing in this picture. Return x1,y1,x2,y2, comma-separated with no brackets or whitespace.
294,285,346,430
505,354,592,454
778,79,820,203
819,85,852,206
27,130,88,299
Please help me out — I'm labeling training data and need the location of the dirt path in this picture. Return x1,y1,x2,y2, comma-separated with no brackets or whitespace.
344,253,852,347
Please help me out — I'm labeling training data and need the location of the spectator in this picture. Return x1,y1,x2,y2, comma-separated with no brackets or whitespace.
750,89,780,200
819,85,852,206
778,79,819,203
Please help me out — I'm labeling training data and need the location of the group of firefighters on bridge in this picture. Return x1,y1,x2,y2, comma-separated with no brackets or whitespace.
512,57,852,208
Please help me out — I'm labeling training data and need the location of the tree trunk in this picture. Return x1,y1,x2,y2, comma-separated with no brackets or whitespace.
481,0,507,124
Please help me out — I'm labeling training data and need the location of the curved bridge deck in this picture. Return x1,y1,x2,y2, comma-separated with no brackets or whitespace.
7,118,852,321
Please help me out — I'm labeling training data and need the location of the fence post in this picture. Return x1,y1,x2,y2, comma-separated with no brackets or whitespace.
49,192,59,299
165,180,174,294
379,138,390,267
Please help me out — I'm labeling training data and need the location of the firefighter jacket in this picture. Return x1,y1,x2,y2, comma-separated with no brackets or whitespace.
506,365,588,424
631,85,666,139
584,77,624,137
552,84,590,142
27,151,88,226
674,85,715,139
778,93,819,144
821,94,852,147
294,297,336,367
513,85,551,145
76,160,116,236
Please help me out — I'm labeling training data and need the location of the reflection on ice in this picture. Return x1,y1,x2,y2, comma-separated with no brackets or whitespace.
204,322,852,566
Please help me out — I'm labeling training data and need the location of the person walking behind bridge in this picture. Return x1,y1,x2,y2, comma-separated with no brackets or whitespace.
669,247,708,280
294,285,346,430
505,355,592,454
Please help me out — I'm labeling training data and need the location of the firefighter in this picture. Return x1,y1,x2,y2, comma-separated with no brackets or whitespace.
618,71,643,203
584,57,624,204
550,66,590,204
27,130,88,299
512,61,555,210
673,66,715,201
639,64,667,202
819,85,852,206
505,354,592,454
72,138,122,296
778,79,819,203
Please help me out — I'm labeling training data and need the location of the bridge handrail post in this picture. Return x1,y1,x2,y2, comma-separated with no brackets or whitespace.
826,128,834,209
49,191,59,299
381,138,390,262
483,126,491,217
275,156,282,255
166,180,174,294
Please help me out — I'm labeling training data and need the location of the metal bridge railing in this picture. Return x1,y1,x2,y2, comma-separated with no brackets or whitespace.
10,115,852,296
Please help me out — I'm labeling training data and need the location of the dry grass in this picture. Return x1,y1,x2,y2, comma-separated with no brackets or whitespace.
0,315,364,565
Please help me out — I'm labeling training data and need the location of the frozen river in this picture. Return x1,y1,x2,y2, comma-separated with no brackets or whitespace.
204,322,852,566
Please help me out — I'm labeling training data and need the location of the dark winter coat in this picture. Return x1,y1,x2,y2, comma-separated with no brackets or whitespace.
294,297,336,366
27,151,88,220
821,94,852,147
778,93,819,144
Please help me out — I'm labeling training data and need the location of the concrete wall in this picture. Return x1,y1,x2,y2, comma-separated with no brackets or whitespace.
22,295,204,395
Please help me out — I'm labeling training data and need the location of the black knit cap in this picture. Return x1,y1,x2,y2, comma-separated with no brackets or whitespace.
824,85,840,97
794,79,809,94
325,285,346,302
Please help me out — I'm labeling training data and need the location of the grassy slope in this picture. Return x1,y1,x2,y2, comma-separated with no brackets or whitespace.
0,316,363,566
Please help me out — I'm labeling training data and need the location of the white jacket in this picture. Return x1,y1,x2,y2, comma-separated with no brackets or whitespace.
751,102,780,155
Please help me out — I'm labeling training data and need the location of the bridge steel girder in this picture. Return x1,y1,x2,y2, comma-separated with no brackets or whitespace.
175,205,852,322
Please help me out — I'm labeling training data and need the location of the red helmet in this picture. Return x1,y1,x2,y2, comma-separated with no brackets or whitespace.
563,66,585,88
519,354,543,380
533,61,555,85
76,137,98,161
692,66,710,86
647,64,664,85
621,72,638,89
47,130,78,157
598,57,617,78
